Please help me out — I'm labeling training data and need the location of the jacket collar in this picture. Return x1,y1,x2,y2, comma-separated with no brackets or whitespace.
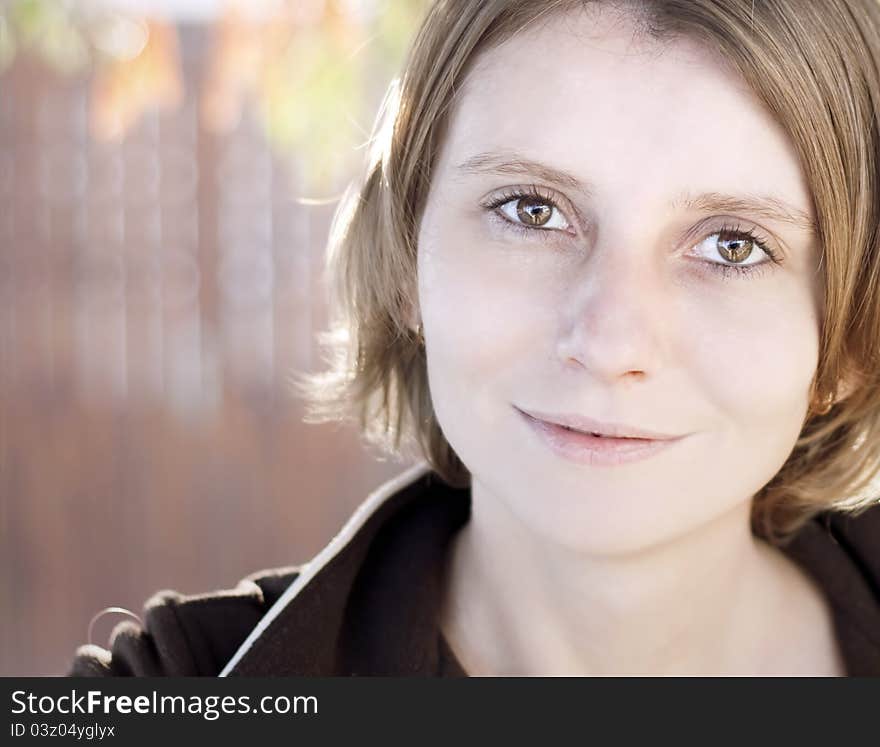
220,462,880,676
220,462,470,676
784,508,880,675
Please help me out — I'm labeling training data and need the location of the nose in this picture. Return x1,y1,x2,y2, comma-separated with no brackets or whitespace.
556,248,666,385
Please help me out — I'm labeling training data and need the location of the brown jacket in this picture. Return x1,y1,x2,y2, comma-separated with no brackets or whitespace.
69,463,880,676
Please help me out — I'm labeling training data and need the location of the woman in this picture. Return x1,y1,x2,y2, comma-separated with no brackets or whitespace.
71,0,880,677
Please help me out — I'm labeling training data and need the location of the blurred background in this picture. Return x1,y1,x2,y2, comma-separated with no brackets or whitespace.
0,0,429,676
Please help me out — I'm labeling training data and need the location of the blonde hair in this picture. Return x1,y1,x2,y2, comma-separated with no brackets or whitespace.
295,0,880,545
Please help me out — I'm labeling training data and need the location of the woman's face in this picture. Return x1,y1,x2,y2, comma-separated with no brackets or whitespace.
416,8,822,555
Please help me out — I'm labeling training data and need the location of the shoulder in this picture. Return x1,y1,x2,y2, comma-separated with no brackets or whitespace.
68,463,469,677
787,499,880,584
811,500,880,590
784,500,880,675
68,565,302,677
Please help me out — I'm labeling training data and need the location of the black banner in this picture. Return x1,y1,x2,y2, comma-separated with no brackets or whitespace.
2,677,876,743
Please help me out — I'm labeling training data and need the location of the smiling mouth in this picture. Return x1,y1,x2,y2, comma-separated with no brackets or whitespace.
556,425,646,440
516,409,684,466
540,421,655,443
515,405,682,441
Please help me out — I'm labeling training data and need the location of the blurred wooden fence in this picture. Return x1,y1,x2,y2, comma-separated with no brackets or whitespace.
0,18,411,676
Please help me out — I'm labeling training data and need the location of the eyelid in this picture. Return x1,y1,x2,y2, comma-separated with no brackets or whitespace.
481,184,584,234
682,218,783,263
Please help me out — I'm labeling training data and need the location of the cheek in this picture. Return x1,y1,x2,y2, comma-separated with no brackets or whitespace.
691,289,819,418
418,223,554,440
685,283,820,497
419,227,551,372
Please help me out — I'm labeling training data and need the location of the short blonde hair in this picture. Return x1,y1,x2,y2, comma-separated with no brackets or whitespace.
296,0,880,545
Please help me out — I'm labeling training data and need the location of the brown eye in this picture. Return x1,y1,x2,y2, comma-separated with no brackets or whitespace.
716,229,754,263
688,223,781,279
516,196,554,227
491,190,573,234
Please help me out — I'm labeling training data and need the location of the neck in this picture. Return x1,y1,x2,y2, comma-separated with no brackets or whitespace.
438,479,841,676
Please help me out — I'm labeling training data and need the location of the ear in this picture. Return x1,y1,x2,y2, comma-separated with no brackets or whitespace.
832,364,862,404
402,300,420,335
402,272,421,334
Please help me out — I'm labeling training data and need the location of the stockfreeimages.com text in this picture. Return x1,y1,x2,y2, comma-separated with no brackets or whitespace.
11,690,318,721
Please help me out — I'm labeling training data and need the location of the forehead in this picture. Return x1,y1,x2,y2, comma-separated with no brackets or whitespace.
439,7,811,215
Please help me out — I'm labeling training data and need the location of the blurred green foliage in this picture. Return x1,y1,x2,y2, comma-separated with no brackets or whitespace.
1,0,90,74
257,0,430,189
0,0,431,189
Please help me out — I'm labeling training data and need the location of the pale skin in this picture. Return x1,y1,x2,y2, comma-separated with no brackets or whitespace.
414,7,850,675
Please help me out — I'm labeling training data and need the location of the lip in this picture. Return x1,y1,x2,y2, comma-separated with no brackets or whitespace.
516,406,684,440
515,406,687,467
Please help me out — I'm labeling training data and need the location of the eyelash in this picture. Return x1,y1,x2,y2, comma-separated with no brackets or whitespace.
481,186,783,281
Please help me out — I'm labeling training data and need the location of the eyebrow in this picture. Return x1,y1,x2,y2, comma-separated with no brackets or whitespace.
455,150,817,235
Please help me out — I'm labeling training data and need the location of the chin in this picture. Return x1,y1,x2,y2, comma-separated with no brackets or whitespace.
488,475,694,557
